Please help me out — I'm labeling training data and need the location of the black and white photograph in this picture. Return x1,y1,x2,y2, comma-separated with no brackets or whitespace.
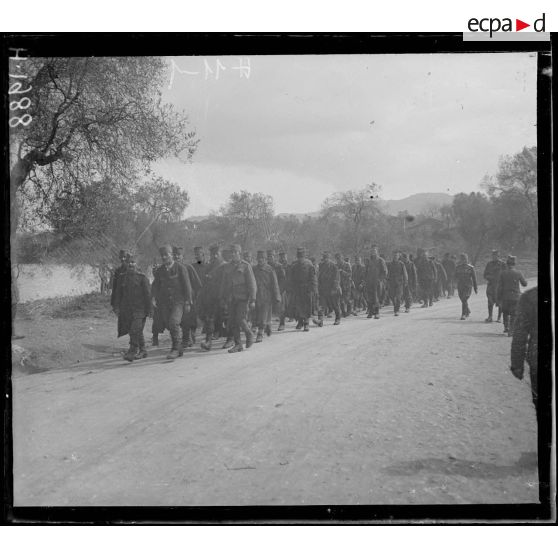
4,33,553,522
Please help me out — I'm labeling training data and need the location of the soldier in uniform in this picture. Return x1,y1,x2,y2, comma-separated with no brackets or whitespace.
483,249,506,323
415,248,437,308
112,252,152,362
387,250,408,317
198,244,227,351
334,253,351,317
432,256,447,302
315,251,342,326
253,250,281,342
441,253,456,299
151,245,193,359
110,249,129,309
172,246,203,348
267,249,287,331
510,286,538,407
496,255,527,336
220,244,257,353
362,245,387,319
276,250,290,329
454,253,478,320
288,247,317,332
401,252,417,312
351,255,366,314
220,247,235,348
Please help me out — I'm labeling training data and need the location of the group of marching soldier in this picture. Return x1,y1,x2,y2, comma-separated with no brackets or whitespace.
110,243,528,362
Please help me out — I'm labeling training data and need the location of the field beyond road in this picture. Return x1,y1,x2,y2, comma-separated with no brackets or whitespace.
12,283,539,507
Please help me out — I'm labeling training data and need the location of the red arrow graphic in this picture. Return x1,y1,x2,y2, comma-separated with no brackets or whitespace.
516,19,530,31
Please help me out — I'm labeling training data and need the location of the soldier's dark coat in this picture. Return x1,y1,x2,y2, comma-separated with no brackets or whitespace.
220,259,257,303
455,262,477,295
363,256,387,313
113,270,151,337
288,258,317,319
181,262,203,330
497,268,527,304
151,261,193,333
110,263,128,308
484,259,506,302
318,259,341,318
415,255,437,304
253,263,281,326
198,255,226,317
511,287,538,403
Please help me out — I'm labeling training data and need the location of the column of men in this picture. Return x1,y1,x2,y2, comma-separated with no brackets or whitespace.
111,244,527,361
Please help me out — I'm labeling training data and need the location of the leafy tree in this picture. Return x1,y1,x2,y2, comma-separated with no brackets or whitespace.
9,56,198,234
451,192,494,264
321,184,384,255
220,191,274,250
483,146,537,248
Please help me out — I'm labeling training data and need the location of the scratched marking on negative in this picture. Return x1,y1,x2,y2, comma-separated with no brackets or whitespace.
168,57,251,88
8,48,33,128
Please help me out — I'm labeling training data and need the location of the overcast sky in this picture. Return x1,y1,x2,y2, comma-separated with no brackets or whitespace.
155,53,537,217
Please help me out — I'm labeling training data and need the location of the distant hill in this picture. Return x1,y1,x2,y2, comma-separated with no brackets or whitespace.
379,193,454,216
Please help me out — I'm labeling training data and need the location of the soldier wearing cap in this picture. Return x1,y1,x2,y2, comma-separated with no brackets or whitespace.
220,244,257,352
151,245,193,359
315,251,342,326
415,248,437,308
431,255,447,302
110,249,130,310
198,244,227,351
496,255,527,335
483,249,506,323
441,253,456,299
387,250,408,316
455,253,478,320
277,250,290,330
351,255,366,314
362,245,387,319
253,250,281,342
172,246,203,349
288,247,317,331
334,253,353,317
113,252,152,362
401,252,417,312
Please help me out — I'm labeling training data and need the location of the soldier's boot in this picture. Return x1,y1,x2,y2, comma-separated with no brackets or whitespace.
124,346,137,362
228,341,244,353
222,338,234,349
135,340,148,359
190,328,196,346
367,311,373,318
245,331,255,348
333,314,340,326
265,324,272,336
295,320,303,330
278,323,285,331
421,302,428,308
496,308,502,323
152,334,159,347
166,348,181,360
303,320,310,332
256,328,264,343
200,339,212,351
460,314,466,320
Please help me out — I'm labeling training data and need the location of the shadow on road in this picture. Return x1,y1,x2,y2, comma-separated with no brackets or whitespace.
382,452,537,479
451,331,507,338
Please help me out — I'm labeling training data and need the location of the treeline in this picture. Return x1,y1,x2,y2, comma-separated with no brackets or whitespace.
18,146,537,274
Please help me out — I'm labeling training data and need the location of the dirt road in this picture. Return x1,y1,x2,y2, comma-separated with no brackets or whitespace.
12,283,539,506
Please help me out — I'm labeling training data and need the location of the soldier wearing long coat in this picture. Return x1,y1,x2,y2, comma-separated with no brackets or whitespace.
483,249,506,322
288,247,317,331
441,253,456,298
351,256,366,313
113,253,152,362
172,246,202,348
335,254,353,317
110,249,129,309
401,253,417,312
387,251,408,316
433,257,447,302
198,244,227,350
276,250,290,329
362,246,387,319
415,249,437,307
316,251,342,325
454,253,478,320
253,251,281,342
220,244,257,353
496,256,527,335
151,245,193,359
